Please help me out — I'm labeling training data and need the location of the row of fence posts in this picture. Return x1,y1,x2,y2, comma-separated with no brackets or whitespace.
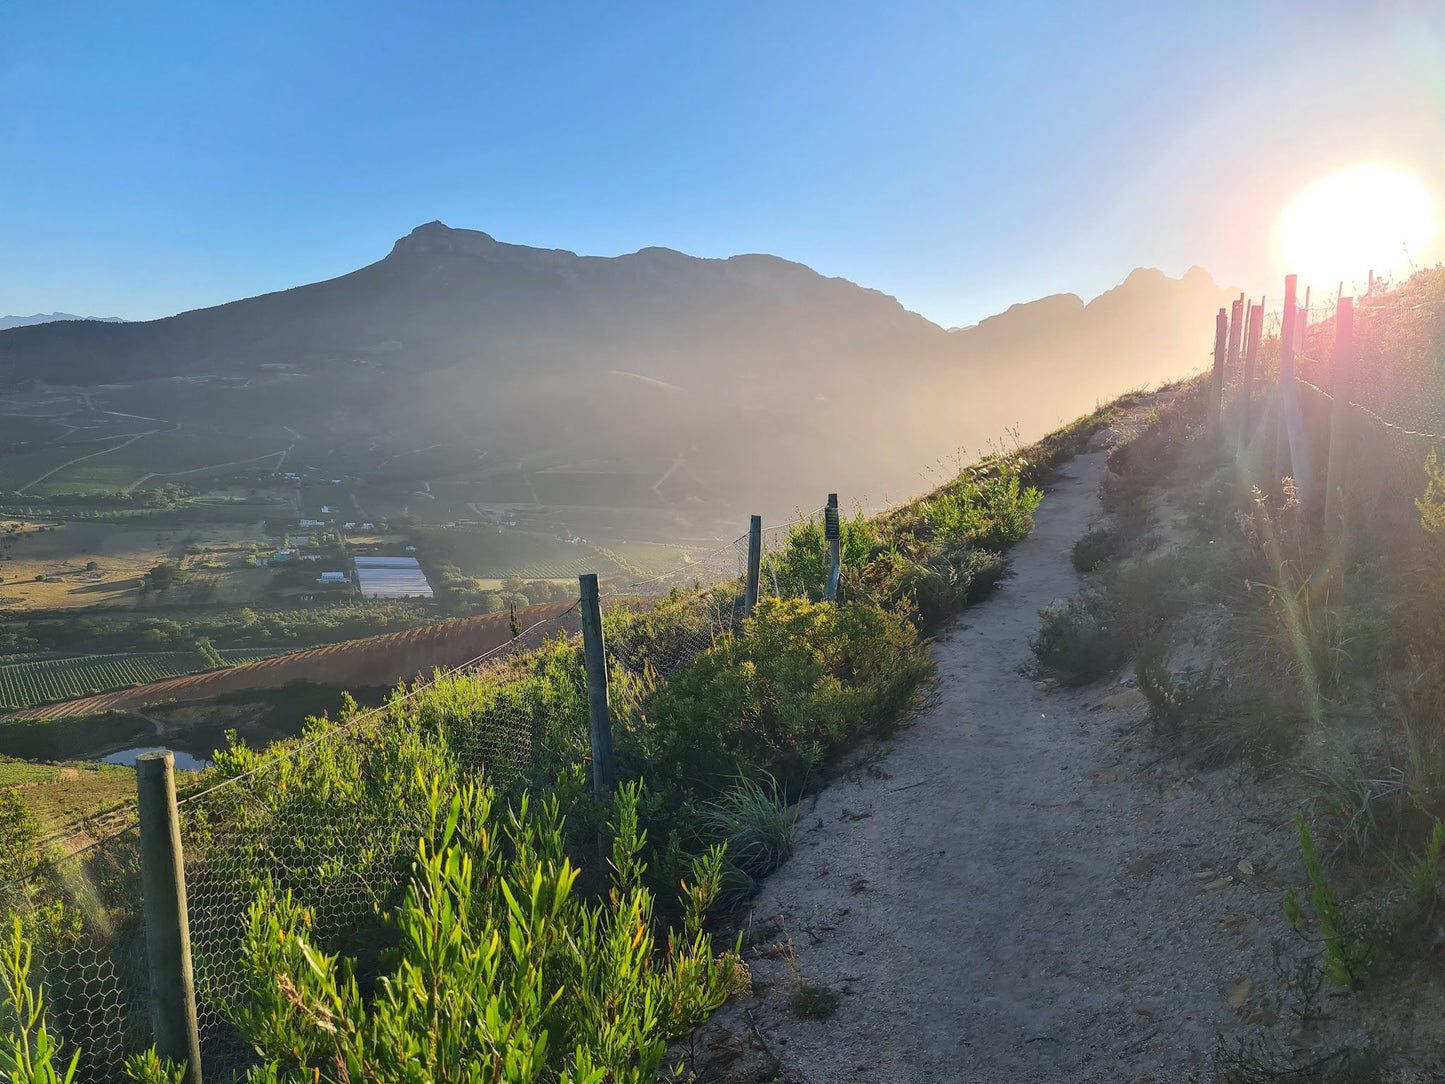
1208,272,1357,531
132,494,844,1081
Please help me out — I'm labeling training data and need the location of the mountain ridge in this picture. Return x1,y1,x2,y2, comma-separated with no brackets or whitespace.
0,313,124,332
0,222,1234,513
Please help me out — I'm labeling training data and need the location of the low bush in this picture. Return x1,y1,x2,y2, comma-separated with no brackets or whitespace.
698,775,794,878
222,782,741,1084
630,598,934,794
1070,527,1119,573
1030,593,1124,685
1284,814,1375,989
919,467,1042,550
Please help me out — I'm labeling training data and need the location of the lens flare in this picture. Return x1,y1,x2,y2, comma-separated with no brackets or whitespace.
1280,165,1435,285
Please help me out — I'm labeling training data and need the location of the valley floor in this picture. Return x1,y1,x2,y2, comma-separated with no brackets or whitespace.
699,443,1325,1082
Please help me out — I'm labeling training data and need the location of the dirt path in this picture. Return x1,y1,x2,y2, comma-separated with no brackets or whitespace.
704,444,1304,1083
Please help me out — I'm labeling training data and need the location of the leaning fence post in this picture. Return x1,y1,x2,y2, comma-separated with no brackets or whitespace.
1242,299,1263,400
136,751,203,1084
823,495,841,602
1324,295,1354,529
578,573,614,800
744,514,762,618
1211,308,1227,424
1226,297,1244,392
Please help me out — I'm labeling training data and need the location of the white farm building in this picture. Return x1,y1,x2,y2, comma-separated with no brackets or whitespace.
354,556,434,600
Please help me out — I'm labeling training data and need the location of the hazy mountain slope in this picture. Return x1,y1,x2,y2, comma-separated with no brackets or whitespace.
0,223,1234,511
0,313,124,331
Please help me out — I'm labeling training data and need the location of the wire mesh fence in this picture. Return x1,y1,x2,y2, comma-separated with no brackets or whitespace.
0,826,149,1082
0,501,832,1079
1216,270,1445,519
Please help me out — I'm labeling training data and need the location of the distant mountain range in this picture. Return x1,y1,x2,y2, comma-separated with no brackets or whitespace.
0,222,1234,510
0,313,124,332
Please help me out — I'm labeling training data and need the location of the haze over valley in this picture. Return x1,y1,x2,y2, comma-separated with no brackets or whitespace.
1,221,1233,534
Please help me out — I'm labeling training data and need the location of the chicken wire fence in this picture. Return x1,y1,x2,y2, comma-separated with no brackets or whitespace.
0,503,831,1080
0,826,150,1083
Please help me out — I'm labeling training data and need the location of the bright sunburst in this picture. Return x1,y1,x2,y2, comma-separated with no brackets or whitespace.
1280,165,1435,286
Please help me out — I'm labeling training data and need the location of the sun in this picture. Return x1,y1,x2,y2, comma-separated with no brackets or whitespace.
1280,165,1435,287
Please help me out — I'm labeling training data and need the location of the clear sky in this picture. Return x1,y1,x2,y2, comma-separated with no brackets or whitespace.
2,1,1443,327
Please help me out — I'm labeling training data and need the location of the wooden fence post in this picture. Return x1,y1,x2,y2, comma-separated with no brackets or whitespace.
1211,308,1227,424
1226,298,1244,383
1241,299,1263,399
578,573,614,800
823,494,841,602
1324,296,1354,529
1277,274,1314,507
744,514,762,618
136,751,203,1084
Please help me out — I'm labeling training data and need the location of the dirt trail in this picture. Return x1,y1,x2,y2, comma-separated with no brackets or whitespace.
706,441,1303,1083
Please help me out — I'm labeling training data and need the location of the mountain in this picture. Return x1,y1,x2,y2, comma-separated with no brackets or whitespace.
0,313,124,332
0,223,1233,514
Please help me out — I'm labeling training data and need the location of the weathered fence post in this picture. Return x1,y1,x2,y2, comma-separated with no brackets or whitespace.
1324,295,1354,529
578,573,614,800
823,494,841,602
1241,299,1263,400
1226,297,1244,387
136,751,203,1084
1211,308,1227,424
1277,274,1314,509
744,514,762,618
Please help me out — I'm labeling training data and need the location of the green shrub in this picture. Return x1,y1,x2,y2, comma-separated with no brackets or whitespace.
222,781,742,1084
1284,814,1374,989
1070,527,1119,572
699,775,794,878
1030,594,1124,685
632,598,934,793
1,919,80,1084
919,467,1042,550
1134,644,1209,735
1406,819,1445,914
763,512,880,604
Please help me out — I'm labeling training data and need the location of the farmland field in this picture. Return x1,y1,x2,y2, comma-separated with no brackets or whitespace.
0,651,226,709
0,516,282,609
0,649,275,710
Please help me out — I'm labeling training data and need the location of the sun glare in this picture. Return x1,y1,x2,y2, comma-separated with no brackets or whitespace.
1280,165,1435,287
1288,164,1433,284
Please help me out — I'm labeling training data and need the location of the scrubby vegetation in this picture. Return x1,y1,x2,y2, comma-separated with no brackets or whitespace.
0,399,1147,1079
1030,268,1445,1072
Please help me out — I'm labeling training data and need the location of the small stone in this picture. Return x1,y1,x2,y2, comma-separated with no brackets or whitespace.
1098,689,1145,710
1227,977,1253,1009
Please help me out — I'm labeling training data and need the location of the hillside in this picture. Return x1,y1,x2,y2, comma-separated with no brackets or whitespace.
0,314,124,332
0,224,1235,516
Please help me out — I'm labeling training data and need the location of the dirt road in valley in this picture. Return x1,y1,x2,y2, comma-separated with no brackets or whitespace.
703,438,1310,1083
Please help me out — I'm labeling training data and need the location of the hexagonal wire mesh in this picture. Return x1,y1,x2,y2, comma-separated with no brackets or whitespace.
1,825,151,1083
1218,291,1445,496
0,505,835,1080
170,598,590,1079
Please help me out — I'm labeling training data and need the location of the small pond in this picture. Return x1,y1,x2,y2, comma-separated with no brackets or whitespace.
100,747,212,772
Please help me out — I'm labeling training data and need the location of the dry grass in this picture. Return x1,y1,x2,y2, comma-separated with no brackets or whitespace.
0,518,272,610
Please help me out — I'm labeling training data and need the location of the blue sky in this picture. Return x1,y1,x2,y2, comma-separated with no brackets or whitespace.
2,1,1442,327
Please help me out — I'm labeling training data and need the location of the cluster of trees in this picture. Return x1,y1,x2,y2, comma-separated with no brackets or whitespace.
0,484,190,509
424,558,575,615
0,602,433,657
